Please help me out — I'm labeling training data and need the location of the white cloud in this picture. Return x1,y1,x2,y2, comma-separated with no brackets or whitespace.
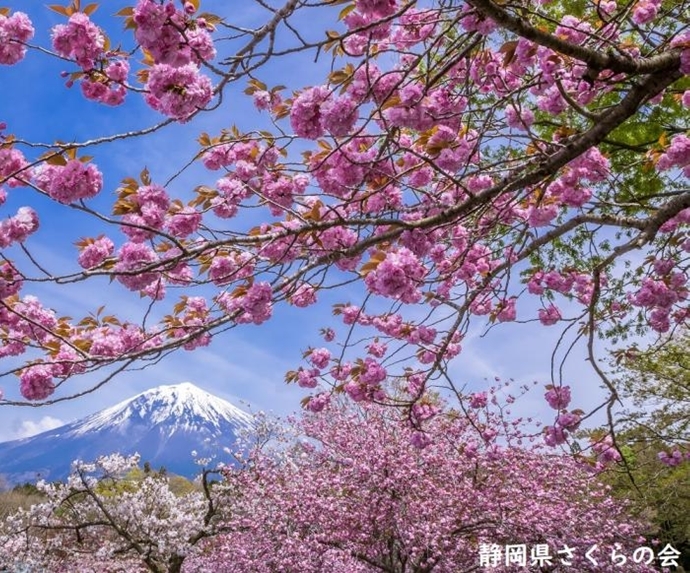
13,416,64,439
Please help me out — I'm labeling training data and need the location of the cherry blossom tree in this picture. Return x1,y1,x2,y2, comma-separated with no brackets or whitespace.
185,396,660,573
0,453,229,573
0,0,688,457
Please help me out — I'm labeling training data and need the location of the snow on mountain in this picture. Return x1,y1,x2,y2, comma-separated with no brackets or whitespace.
71,382,254,436
0,382,254,486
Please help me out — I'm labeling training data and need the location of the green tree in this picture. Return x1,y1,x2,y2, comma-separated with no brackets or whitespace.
614,330,690,447
602,331,690,570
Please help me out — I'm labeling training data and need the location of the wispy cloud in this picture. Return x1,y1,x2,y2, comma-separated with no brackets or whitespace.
12,416,65,439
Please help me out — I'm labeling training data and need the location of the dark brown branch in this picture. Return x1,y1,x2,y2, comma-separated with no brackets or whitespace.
465,0,681,75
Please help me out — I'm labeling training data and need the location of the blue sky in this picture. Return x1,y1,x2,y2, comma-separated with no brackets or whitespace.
0,1,617,443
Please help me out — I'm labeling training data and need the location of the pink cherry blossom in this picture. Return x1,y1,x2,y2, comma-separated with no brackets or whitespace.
290,283,317,307
496,297,517,322
321,96,359,137
545,385,571,410
355,0,398,18
632,0,662,25
133,0,215,66
51,13,104,70
538,304,562,325
19,364,55,400
0,11,34,65
77,236,115,269
308,347,331,369
0,262,22,299
289,86,330,139
165,206,202,238
0,207,39,248
469,392,488,408
34,160,103,204
364,247,427,303
114,242,159,291
0,147,29,187
592,434,622,464
219,281,273,325
145,63,213,120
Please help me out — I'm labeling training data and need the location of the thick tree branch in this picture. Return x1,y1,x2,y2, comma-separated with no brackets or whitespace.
465,0,682,75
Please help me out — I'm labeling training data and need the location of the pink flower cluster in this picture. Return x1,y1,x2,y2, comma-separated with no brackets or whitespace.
305,392,330,412
204,139,306,220
308,137,377,199
80,60,130,106
252,89,282,111
49,348,86,379
77,236,115,269
671,32,690,75
0,262,22,299
120,184,170,241
144,63,213,121
657,449,689,467
85,324,150,358
0,147,29,187
19,364,55,401
173,296,212,350
297,367,320,389
289,86,359,139
520,148,609,225
505,105,535,130
364,247,427,303
538,304,562,326
543,385,583,447
208,251,255,286
308,347,331,369
496,298,517,322
656,134,690,177
290,86,330,139
383,82,438,131
527,269,595,304
113,242,159,291
0,11,34,65
628,268,688,333
632,0,662,25
545,385,571,410
33,160,103,204
554,15,593,44
366,340,387,357
218,282,273,325
391,9,437,49
469,392,488,408
262,174,307,216
290,283,317,307
337,357,388,402
133,0,215,120
165,206,201,238
355,0,398,18
592,435,622,466
50,10,133,105
0,296,54,365
52,13,104,70
0,207,39,248
133,0,215,67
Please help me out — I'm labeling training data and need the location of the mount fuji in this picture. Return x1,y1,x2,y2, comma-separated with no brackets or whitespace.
0,382,254,486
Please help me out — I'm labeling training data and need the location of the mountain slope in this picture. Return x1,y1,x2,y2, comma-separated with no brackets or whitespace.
0,382,254,485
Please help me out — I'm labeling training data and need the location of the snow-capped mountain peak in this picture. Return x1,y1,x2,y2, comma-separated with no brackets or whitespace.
71,382,254,436
0,382,254,485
